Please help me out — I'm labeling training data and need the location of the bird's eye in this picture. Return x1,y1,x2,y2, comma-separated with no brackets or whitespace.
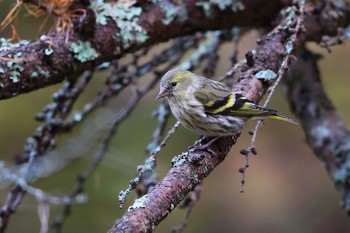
170,82,177,87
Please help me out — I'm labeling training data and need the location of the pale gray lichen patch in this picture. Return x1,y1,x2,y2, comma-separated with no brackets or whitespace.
310,124,332,148
171,152,188,167
333,159,350,184
44,48,54,56
30,71,38,78
35,65,50,78
70,41,99,62
160,1,188,25
345,25,350,39
214,0,245,11
97,61,110,69
128,194,149,211
191,173,199,183
255,69,277,81
0,38,30,52
332,141,350,184
90,0,148,48
196,0,244,17
4,52,25,84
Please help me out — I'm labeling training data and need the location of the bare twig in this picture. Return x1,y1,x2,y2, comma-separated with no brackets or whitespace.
230,27,241,66
171,185,203,233
239,0,306,193
0,71,92,232
52,75,160,232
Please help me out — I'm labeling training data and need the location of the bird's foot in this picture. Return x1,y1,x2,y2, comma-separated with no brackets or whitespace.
195,136,220,150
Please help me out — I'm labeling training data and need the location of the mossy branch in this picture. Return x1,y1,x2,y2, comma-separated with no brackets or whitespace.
286,47,350,213
1,0,347,100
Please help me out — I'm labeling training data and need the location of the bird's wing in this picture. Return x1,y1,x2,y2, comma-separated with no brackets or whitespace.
194,81,233,113
193,80,253,114
194,85,272,116
194,81,297,124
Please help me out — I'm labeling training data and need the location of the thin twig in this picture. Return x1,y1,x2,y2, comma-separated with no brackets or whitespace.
0,71,93,231
230,27,240,66
62,35,200,132
239,0,306,193
52,76,160,232
171,185,203,233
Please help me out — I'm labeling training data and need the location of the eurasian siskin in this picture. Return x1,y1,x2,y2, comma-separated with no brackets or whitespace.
156,68,297,137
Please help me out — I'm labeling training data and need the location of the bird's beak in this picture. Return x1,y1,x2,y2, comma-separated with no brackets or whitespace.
156,89,170,100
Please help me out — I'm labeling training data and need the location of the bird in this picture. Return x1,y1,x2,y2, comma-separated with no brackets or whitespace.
156,68,297,144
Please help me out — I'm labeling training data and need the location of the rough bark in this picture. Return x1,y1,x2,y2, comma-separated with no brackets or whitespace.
0,0,286,100
286,47,350,212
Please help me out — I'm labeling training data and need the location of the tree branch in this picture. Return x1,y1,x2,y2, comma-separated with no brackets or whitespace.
109,136,235,233
285,47,350,213
0,0,312,100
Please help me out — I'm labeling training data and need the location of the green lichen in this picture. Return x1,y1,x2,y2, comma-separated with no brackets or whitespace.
345,25,350,39
213,0,245,11
35,65,50,78
286,40,294,54
138,158,154,173
44,48,54,56
310,124,331,148
5,52,25,84
118,190,128,205
160,2,187,25
333,161,350,185
162,7,177,25
255,69,277,81
30,72,38,78
128,194,149,210
9,72,20,83
98,61,110,69
284,6,298,25
90,0,108,25
70,41,99,62
332,141,350,185
90,0,148,48
197,0,244,17
171,152,188,167
0,71,6,87
74,113,83,122
0,38,30,52
191,173,200,183
196,2,212,17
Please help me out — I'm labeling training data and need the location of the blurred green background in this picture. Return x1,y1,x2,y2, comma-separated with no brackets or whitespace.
1,1,350,233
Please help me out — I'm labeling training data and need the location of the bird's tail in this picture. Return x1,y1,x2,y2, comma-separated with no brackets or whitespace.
266,113,298,124
245,105,298,124
230,103,298,124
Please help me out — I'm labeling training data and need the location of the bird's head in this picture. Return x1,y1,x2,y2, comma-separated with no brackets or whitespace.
156,68,195,100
